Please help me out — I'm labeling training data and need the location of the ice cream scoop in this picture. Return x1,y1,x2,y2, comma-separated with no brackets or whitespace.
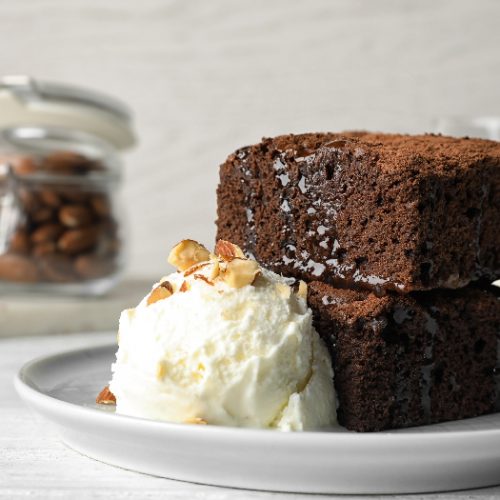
108,239,336,431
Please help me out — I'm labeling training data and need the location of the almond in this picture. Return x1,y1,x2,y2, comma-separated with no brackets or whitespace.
156,362,166,380
59,204,92,228
31,207,53,223
147,281,174,305
297,280,308,300
31,223,64,244
18,188,40,213
0,253,39,282
10,156,38,176
183,261,209,277
32,241,56,257
222,258,260,288
194,274,214,286
215,239,245,260
96,386,116,405
58,227,98,255
60,189,88,203
275,282,292,299
184,417,207,425
168,239,210,271
39,189,61,208
179,280,190,292
9,229,30,254
208,258,220,280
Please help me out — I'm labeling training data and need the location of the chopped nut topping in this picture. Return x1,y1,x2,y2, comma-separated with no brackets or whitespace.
275,282,292,299
222,258,260,288
184,261,209,277
297,280,308,300
156,361,166,380
215,240,245,261
194,274,214,286
147,281,174,305
179,280,190,292
96,386,116,405
168,239,210,271
160,280,174,293
184,417,207,425
208,258,220,280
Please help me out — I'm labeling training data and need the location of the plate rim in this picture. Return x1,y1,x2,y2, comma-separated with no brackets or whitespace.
14,342,500,443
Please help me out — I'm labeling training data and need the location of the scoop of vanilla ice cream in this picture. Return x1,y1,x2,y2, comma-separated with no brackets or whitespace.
109,249,336,431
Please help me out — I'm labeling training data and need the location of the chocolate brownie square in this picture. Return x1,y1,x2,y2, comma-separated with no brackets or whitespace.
307,282,500,432
216,132,500,292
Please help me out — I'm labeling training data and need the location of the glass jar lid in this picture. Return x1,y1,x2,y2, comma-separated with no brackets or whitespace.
0,76,136,150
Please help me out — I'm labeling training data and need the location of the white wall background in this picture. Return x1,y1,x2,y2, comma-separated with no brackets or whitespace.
0,0,498,278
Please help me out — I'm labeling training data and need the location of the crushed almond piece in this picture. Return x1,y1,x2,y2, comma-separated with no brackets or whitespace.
208,258,220,280
185,417,207,425
179,280,190,292
194,274,214,286
222,258,260,288
275,282,292,299
168,239,210,271
297,280,308,300
156,362,166,380
184,261,209,277
147,281,174,305
215,240,245,261
96,386,116,405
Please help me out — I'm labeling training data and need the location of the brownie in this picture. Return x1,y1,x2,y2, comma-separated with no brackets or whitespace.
307,281,500,432
216,132,500,292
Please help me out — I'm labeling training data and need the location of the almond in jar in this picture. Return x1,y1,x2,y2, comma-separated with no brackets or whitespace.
0,76,136,295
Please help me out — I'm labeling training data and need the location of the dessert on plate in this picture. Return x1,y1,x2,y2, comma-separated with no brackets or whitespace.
217,131,500,431
99,131,499,433
102,239,336,431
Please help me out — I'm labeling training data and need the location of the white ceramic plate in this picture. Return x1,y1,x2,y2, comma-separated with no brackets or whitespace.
14,342,500,494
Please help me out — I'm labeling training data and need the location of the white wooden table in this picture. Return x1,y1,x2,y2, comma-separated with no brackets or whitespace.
2,331,500,500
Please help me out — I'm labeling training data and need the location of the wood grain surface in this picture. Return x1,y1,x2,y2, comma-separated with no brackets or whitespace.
0,0,498,278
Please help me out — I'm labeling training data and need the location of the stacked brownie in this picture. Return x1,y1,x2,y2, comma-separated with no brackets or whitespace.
216,132,500,431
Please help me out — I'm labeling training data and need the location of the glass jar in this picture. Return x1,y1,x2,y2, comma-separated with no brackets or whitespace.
0,76,135,295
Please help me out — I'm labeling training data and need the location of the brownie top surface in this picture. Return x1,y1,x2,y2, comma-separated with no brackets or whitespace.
233,132,500,175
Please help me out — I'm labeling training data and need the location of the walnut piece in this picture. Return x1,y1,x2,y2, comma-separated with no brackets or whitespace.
168,239,210,271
